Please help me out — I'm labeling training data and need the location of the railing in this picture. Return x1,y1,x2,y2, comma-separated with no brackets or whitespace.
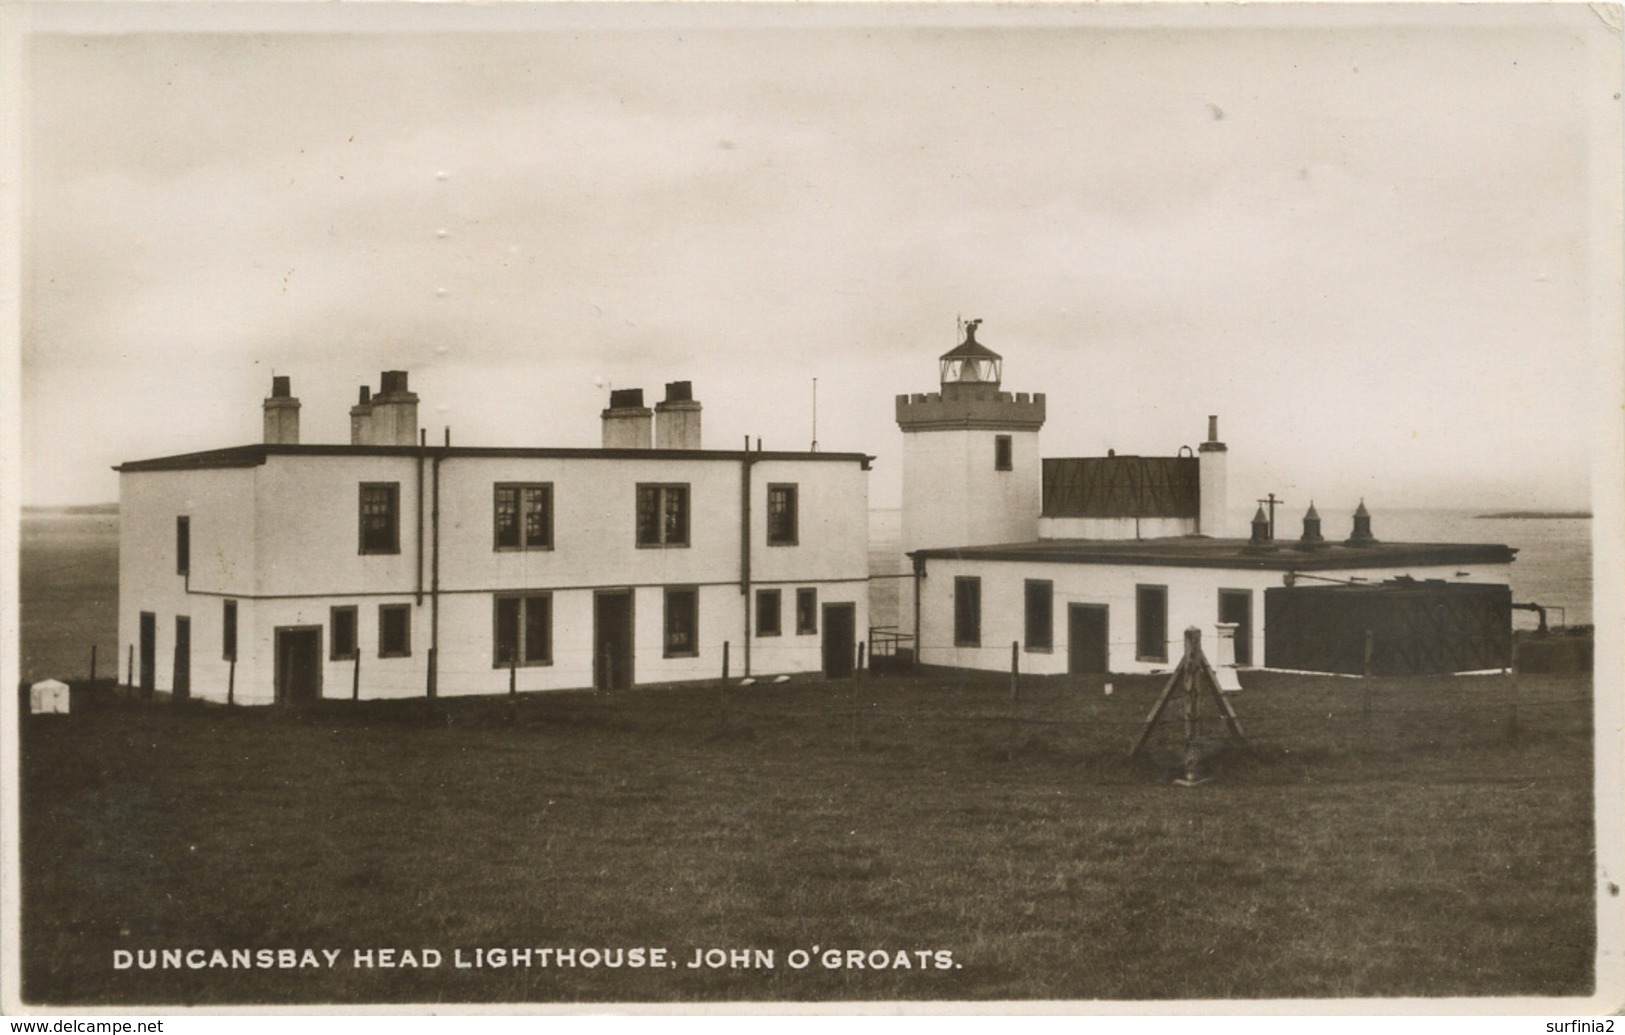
868,625,915,665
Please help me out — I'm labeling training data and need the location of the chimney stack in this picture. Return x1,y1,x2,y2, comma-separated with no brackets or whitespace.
350,384,374,445
369,370,420,446
1198,414,1229,537
263,376,300,445
602,388,652,449
654,380,702,450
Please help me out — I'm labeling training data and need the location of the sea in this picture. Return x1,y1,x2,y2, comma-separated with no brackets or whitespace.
14,505,1595,684
866,506,1594,634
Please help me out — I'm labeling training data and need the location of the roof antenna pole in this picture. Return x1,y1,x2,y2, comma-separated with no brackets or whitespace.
811,377,818,453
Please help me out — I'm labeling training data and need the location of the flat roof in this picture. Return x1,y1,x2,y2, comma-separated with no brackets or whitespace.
910,536,1516,571
115,443,874,473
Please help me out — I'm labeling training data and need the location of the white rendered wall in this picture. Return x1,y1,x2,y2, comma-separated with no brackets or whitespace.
916,557,1514,676
120,452,869,702
898,428,1040,637
1038,516,1197,540
117,467,259,700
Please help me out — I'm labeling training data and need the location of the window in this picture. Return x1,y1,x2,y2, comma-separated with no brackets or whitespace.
1136,584,1168,662
222,600,237,661
954,577,982,647
663,587,699,658
796,588,818,635
755,589,782,637
176,516,190,575
494,594,551,667
636,484,690,547
378,604,411,658
1024,579,1053,652
995,435,1013,472
494,483,553,551
767,484,799,546
359,483,400,555
331,606,358,661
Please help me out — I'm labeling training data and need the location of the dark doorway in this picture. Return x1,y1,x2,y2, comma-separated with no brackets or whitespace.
594,590,634,691
138,612,156,699
822,602,856,678
1068,604,1109,675
1218,589,1253,666
173,616,191,700
275,626,323,704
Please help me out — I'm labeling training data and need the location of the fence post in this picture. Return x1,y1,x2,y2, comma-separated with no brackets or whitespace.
352,652,360,701
509,659,517,697
722,641,730,683
90,645,97,684
857,640,866,674
228,658,236,706
1007,641,1021,761
1507,638,1521,746
126,645,134,696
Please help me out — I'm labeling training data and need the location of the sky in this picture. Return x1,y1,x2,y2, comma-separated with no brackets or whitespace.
12,3,1619,512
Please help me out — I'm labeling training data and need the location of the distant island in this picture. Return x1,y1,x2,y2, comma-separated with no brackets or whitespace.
1476,510,1591,520
23,502,119,515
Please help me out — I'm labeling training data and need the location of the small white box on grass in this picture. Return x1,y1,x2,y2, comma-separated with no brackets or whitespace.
29,679,70,715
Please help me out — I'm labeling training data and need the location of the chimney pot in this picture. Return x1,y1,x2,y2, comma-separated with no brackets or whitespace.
608,388,645,410
271,375,292,399
358,385,371,405
1207,415,1219,442
664,380,693,403
379,370,409,395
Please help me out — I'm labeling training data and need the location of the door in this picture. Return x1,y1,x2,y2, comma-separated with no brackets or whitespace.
138,612,156,699
173,616,191,700
1218,589,1253,666
1067,604,1109,675
275,626,323,704
593,590,634,690
822,602,856,678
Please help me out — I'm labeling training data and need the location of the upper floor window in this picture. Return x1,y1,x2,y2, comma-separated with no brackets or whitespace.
494,593,551,667
767,484,799,546
995,435,1013,472
359,483,400,555
176,516,190,575
637,484,690,547
494,483,553,551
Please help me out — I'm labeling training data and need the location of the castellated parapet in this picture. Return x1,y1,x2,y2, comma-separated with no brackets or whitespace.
895,384,1046,432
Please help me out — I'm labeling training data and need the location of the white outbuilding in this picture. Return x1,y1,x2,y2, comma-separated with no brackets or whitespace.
29,679,70,715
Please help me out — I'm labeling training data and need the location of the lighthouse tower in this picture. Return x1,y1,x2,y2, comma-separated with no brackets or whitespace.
895,320,1046,635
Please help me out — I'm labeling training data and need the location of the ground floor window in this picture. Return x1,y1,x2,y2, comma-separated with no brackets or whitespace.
756,589,782,637
1136,584,1168,662
664,587,699,658
379,604,411,658
494,594,551,666
955,577,982,647
796,588,817,635
1024,579,1053,652
331,605,358,660
222,599,238,661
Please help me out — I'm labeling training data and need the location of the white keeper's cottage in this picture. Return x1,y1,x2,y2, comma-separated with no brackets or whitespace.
117,373,871,704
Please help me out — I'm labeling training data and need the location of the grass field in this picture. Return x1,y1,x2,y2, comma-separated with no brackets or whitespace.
19,666,1594,1006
